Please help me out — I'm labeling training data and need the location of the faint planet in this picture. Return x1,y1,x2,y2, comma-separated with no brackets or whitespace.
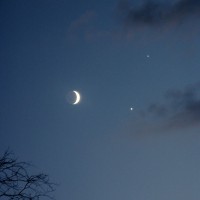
146,54,150,58
130,107,134,111
66,90,81,105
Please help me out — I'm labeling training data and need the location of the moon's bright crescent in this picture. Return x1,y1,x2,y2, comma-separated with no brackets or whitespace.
73,91,81,104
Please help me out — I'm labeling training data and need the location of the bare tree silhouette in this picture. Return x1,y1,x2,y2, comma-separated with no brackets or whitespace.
0,150,56,200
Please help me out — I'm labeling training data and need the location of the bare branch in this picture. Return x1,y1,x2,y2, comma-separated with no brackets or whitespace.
0,151,56,200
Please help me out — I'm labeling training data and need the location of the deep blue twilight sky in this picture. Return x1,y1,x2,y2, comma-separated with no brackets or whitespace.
1,0,200,199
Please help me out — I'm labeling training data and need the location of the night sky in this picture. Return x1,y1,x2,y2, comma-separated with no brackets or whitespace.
1,0,200,199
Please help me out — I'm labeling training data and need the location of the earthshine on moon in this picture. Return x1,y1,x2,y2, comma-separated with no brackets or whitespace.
73,90,81,105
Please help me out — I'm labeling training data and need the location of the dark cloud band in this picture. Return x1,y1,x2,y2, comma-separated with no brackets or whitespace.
132,82,200,135
150,82,200,130
119,0,200,27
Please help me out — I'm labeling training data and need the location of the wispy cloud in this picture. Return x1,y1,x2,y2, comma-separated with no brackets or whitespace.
67,10,115,42
67,10,97,41
68,10,96,33
118,0,200,27
131,82,200,135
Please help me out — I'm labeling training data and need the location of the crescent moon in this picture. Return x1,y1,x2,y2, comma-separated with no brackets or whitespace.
73,91,81,105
